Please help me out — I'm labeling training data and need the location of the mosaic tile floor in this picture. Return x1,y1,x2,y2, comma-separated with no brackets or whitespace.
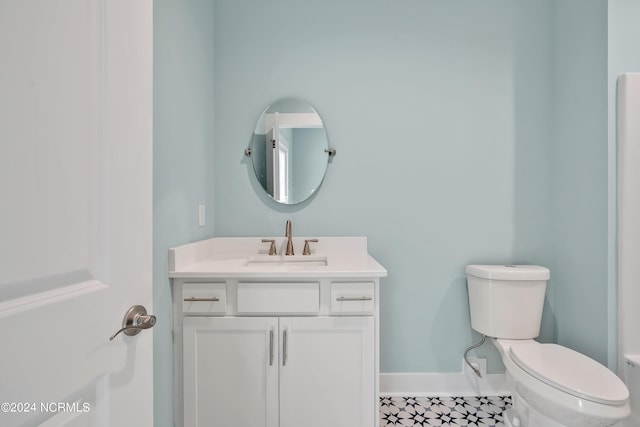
380,396,513,427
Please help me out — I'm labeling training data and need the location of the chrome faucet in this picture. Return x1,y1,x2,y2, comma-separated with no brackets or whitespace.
285,220,294,255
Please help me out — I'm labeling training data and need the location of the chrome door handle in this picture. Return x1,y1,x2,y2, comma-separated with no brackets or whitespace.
109,305,156,341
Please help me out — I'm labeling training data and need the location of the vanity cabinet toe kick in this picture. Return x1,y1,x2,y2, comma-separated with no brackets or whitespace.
172,278,381,427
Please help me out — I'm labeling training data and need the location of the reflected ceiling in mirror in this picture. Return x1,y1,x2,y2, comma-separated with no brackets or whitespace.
248,98,332,205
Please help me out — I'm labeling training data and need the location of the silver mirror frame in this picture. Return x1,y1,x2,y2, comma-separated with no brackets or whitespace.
245,98,335,205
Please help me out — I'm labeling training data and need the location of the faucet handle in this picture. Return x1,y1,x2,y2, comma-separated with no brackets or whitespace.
303,239,318,256
261,239,277,256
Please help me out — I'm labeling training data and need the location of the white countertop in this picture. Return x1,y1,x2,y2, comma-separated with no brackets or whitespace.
169,237,387,279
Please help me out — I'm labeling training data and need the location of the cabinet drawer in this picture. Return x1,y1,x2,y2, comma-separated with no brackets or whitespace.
182,283,227,314
331,282,375,314
237,282,319,314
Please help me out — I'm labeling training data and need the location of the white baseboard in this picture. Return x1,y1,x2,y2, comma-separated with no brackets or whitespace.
380,370,509,397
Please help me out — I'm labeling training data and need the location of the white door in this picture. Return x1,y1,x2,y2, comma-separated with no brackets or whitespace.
265,128,276,198
279,317,375,427
0,1,153,426
183,317,279,427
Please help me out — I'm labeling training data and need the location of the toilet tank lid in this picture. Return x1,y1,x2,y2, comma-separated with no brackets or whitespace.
465,264,550,281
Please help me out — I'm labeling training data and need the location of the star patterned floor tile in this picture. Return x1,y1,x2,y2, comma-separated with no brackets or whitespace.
380,395,512,427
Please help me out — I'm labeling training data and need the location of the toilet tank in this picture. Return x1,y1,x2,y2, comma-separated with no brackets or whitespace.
466,264,550,339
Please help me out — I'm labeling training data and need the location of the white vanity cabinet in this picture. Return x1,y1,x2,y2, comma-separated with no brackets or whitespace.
169,237,386,427
182,314,374,427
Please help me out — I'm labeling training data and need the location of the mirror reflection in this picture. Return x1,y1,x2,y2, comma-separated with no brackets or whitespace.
250,98,330,205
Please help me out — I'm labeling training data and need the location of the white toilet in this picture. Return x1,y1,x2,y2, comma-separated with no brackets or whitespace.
466,264,630,427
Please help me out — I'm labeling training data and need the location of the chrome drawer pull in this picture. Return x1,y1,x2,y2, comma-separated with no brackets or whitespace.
183,297,220,302
336,296,372,302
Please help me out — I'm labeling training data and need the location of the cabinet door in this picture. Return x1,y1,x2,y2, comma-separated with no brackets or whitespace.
183,317,279,427
279,316,375,427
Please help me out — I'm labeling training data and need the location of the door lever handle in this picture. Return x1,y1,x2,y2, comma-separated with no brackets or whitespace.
109,305,156,341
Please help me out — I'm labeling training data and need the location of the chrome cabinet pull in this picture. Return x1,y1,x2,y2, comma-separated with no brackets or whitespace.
183,297,220,302
269,329,274,366
282,329,288,366
336,296,373,301
110,305,156,341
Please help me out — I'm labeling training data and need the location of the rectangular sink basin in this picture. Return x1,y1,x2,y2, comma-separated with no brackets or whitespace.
244,255,328,267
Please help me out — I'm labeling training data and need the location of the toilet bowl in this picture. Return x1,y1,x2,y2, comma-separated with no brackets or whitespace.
495,339,629,427
466,265,630,427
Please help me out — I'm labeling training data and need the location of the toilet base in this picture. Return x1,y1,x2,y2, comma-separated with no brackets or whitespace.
509,389,565,427
503,408,518,427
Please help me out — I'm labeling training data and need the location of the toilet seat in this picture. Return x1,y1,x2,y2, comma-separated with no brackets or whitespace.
509,342,628,405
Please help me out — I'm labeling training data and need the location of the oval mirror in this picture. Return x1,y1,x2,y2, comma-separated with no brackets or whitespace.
249,98,331,205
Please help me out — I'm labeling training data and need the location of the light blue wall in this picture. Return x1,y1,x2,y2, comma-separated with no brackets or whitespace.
608,0,640,87
212,0,559,373
551,0,609,366
153,1,215,426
